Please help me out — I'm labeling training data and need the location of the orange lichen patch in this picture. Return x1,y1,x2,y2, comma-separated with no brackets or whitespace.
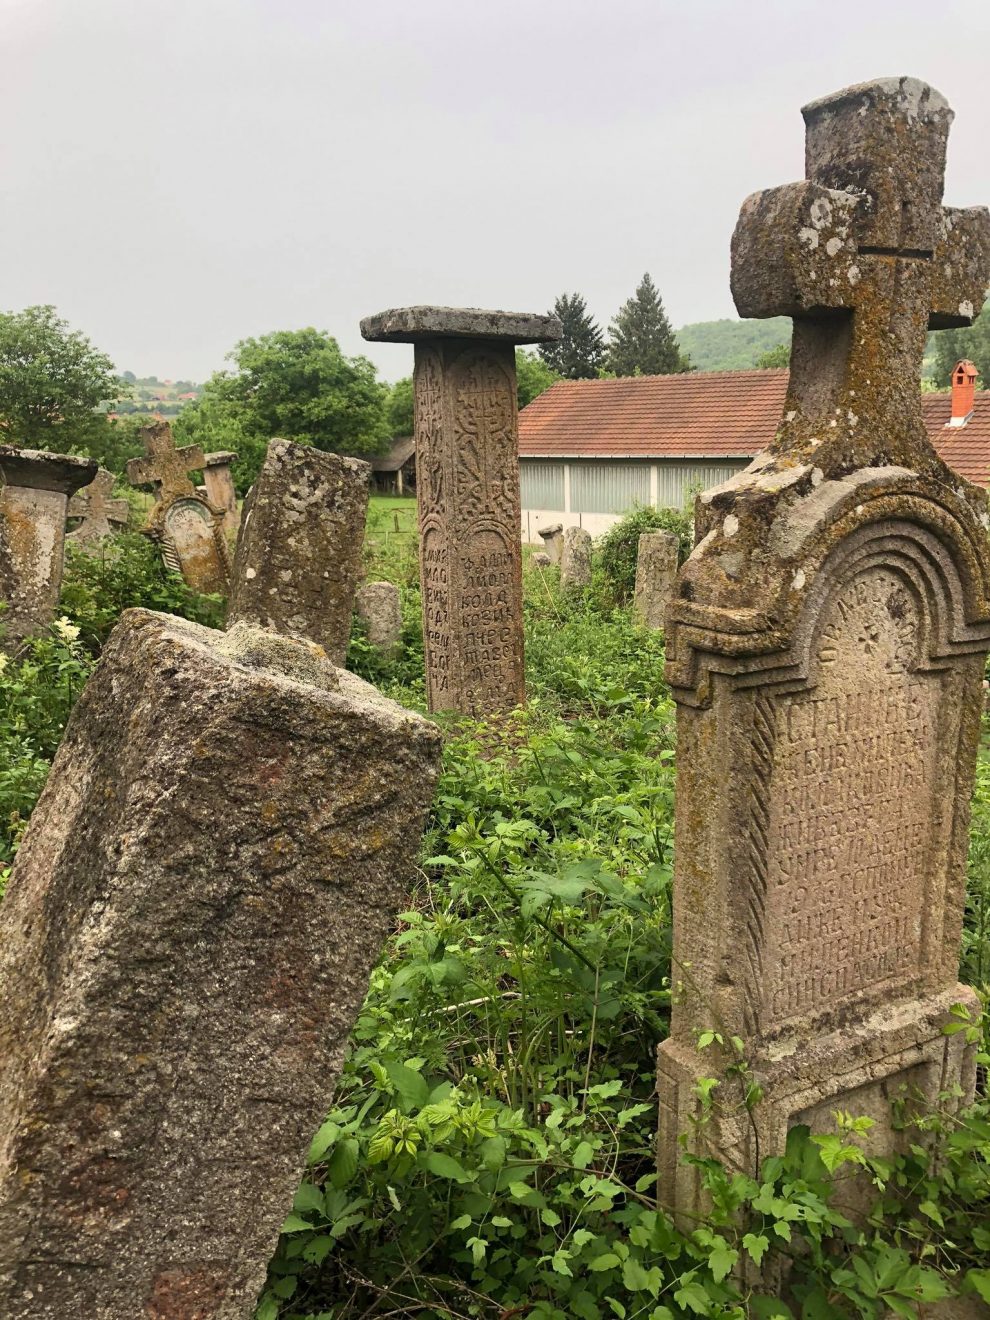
145,1268,231,1319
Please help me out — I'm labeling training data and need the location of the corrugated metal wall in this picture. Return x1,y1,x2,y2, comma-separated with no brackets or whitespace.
519,461,565,510
569,462,651,514
656,461,748,509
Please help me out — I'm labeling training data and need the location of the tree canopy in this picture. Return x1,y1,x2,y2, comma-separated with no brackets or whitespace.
0,305,123,456
756,342,791,369
539,293,605,380
175,327,389,488
929,306,990,387
606,273,690,376
516,351,559,408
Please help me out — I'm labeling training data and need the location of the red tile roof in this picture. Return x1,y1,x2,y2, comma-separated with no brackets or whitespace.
518,369,990,488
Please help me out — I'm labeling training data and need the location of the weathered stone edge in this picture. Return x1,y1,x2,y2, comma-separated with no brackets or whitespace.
360,306,562,345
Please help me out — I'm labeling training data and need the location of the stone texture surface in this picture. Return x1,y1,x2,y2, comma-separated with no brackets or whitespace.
203,451,240,539
66,468,130,546
363,315,546,717
127,422,231,595
531,552,552,568
228,439,371,664
0,445,96,647
361,305,561,345
658,79,990,1228
537,523,564,564
633,531,679,629
559,525,592,589
0,609,442,1319
355,580,402,653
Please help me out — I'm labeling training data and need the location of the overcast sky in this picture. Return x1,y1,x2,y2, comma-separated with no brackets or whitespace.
1,0,987,384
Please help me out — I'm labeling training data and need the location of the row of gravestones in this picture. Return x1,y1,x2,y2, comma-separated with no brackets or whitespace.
0,76,988,1316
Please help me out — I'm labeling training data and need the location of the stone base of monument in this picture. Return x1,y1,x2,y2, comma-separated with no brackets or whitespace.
657,983,980,1227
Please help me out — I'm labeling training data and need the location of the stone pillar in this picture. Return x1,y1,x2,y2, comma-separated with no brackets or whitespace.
0,609,442,1318
658,78,990,1227
633,530,679,629
203,450,240,539
560,525,592,589
355,580,402,654
361,306,561,716
538,522,564,564
0,445,96,648
228,439,371,664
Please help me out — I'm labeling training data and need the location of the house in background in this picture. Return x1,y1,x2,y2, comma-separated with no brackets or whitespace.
516,361,990,544
371,436,416,495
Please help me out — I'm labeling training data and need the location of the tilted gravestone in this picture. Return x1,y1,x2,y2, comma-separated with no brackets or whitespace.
0,610,442,1317
355,579,403,655
203,449,240,539
126,421,231,596
634,530,679,629
361,306,561,716
657,78,990,1223
66,467,130,547
228,439,371,664
560,525,592,589
0,444,96,648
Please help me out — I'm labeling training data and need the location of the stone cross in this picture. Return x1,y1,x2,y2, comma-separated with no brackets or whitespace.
633,530,679,629
66,468,130,546
0,610,442,1318
203,449,240,538
127,421,231,596
0,445,96,649
658,79,990,1230
731,76,990,476
361,306,561,716
228,439,371,664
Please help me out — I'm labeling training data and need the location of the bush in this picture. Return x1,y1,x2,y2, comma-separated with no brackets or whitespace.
596,506,693,605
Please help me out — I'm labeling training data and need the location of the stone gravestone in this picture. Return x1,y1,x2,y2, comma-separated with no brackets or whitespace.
0,610,442,1318
355,580,402,655
559,525,592,589
633,530,679,629
0,445,96,648
538,522,564,564
657,78,990,1224
66,467,130,547
228,439,371,664
126,421,231,596
361,306,561,716
203,449,240,538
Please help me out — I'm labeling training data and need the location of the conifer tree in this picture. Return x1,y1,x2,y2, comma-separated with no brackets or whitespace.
606,273,690,377
539,293,606,379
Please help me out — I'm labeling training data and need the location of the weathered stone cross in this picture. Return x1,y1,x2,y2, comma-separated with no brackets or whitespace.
126,421,205,501
731,77,990,475
67,468,130,543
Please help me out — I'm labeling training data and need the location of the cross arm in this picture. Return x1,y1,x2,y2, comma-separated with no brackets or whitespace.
126,456,157,487
731,181,862,319
177,445,207,471
928,206,990,329
106,498,131,526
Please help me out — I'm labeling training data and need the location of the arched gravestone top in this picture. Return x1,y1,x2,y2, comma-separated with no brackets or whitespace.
658,77,990,1226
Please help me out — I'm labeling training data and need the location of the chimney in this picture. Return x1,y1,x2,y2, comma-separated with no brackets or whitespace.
948,359,978,427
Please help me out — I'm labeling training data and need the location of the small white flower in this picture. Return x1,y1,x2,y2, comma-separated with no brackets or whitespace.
53,617,80,643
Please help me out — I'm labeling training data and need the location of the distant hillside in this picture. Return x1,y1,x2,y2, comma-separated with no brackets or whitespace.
676,318,791,371
115,374,203,418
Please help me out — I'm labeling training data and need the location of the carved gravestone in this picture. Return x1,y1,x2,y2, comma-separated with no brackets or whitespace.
355,580,402,655
657,78,990,1223
66,467,130,547
0,445,96,648
362,306,561,716
0,610,442,1318
634,530,679,629
126,421,231,596
538,522,564,564
203,449,240,538
560,525,592,589
228,439,371,664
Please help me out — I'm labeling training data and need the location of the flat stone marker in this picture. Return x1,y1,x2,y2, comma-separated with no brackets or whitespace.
0,444,96,648
362,305,561,716
657,78,990,1224
127,420,231,595
633,530,679,629
0,609,442,1318
228,439,371,664
355,580,402,654
204,449,240,538
66,467,130,547
538,522,564,564
559,525,592,589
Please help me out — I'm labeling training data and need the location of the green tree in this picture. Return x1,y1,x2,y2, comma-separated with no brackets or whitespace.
929,305,990,386
539,293,605,379
606,273,690,376
385,377,414,437
757,342,791,368
0,305,124,453
515,350,559,407
175,328,389,489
